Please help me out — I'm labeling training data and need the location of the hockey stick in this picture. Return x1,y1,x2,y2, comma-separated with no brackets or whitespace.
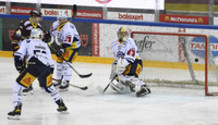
97,75,117,94
48,42,92,78
52,78,88,90
50,4,77,33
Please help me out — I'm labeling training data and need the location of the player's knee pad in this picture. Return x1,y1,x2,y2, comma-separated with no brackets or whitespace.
13,82,24,95
45,85,57,94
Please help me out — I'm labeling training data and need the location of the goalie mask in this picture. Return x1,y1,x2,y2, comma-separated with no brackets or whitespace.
30,28,43,39
117,27,129,42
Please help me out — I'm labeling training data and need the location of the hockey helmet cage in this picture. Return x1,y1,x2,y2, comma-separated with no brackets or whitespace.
117,27,129,38
30,28,43,39
57,11,68,20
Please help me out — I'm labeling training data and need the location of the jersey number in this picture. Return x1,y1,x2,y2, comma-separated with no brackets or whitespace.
127,48,135,57
64,35,72,42
34,50,46,54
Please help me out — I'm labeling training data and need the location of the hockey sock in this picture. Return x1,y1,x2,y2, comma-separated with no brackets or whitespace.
12,82,24,108
62,62,72,81
56,62,63,80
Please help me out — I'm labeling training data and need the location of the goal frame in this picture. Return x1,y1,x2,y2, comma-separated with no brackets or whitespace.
131,31,215,96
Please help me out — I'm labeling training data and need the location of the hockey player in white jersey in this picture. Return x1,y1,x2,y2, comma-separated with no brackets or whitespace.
50,12,81,90
8,28,67,120
110,27,151,97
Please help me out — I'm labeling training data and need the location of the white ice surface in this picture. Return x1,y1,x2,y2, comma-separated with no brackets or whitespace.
0,57,218,125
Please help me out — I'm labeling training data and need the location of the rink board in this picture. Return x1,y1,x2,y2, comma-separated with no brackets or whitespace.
0,50,205,71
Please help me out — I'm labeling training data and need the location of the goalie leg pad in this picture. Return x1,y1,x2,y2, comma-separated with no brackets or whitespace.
110,78,131,94
109,63,117,80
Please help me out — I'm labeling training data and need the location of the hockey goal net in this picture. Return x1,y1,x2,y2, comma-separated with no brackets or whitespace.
131,31,218,96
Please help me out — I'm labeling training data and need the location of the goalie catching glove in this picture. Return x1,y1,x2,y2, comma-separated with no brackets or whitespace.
116,58,130,75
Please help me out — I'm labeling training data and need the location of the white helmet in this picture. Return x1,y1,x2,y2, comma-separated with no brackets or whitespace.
57,11,68,21
30,28,43,39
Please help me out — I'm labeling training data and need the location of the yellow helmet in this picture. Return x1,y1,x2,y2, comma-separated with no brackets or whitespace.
117,27,129,41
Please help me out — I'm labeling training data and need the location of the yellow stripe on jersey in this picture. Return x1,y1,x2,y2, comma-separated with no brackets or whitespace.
66,42,78,49
57,49,78,63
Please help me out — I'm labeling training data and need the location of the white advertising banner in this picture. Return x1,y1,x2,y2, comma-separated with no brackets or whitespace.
99,24,218,63
214,17,218,25
99,24,179,62
1,0,165,10
0,6,6,14
108,12,155,22
41,8,72,17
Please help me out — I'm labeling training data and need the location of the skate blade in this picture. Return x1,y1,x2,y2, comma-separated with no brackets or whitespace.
22,91,34,96
7,115,20,120
59,88,68,92
58,111,69,114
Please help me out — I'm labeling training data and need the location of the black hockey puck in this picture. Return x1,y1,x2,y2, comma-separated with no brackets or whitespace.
195,58,199,62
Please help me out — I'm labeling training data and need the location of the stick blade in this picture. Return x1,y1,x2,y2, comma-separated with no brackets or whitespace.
79,73,93,78
69,84,88,90
80,86,88,90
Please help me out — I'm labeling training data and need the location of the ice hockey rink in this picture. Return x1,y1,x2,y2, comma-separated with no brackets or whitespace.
0,57,218,125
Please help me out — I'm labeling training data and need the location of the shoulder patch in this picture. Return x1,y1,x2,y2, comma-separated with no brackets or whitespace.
70,25,74,29
26,39,31,43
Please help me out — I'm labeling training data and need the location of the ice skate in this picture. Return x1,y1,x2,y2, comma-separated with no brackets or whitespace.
56,99,68,112
8,103,22,120
22,85,33,96
59,80,69,91
53,79,61,87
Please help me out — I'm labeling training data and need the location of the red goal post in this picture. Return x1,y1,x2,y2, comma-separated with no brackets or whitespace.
130,31,218,96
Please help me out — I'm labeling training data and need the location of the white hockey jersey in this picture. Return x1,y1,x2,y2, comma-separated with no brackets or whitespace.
14,39,54,67
50,21,81,49
111,37,141,63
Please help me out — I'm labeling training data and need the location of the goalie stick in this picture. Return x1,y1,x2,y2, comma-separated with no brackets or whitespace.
97,75,117,94
48,41,93,78
52,78,88,90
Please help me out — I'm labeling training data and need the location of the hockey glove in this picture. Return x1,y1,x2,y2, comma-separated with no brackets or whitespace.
50,65,54,74
14,56,25,73
11,42,20,52
56,48,64,57
116,58,129,75
43,31,51,43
